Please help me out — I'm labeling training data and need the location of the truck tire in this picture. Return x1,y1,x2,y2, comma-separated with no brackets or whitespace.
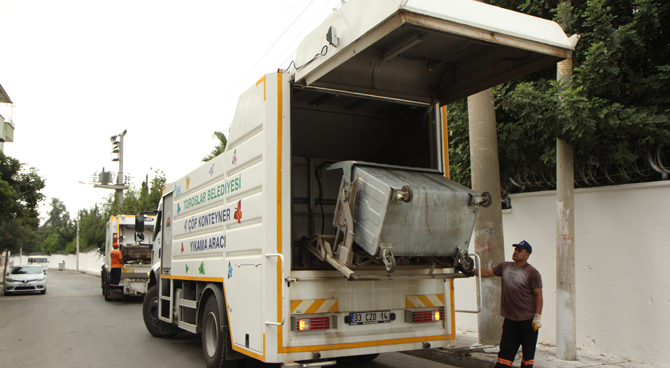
101,271,107,296
102,271,112,301
202,296,238,368
143,285,176,338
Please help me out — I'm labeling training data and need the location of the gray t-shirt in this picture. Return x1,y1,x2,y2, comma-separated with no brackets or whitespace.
492,262,542,321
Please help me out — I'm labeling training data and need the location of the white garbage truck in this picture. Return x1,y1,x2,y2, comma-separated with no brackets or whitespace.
141,0,577,367
101,214,154,301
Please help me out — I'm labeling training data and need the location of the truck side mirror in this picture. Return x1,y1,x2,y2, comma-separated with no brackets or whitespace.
135,213,145,233
135,213,146,243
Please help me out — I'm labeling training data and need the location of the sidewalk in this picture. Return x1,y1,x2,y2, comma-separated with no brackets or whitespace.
406,331,656,368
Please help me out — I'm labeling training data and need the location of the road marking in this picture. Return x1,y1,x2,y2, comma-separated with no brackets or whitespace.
0,294,100,301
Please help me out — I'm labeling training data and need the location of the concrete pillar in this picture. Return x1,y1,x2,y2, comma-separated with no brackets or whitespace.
556,56,577,360
468,89,505,345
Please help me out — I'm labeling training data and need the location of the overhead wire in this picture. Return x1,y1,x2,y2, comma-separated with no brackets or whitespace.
274,0,344,71
200,0,323,124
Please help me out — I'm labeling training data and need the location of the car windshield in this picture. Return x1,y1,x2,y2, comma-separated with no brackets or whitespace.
11,266,43,275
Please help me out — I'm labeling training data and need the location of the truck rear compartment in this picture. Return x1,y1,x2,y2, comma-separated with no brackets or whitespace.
290,87,453,271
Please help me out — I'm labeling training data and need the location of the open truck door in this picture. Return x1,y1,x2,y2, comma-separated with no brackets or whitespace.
294,0,578,105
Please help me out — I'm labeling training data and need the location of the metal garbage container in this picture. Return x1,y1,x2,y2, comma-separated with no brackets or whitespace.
58,262,65,271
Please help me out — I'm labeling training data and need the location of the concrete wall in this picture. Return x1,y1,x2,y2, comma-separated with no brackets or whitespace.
454,180,670,367
8,250,104,276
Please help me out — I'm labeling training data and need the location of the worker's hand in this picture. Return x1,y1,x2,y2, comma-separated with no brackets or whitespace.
532,313,542,331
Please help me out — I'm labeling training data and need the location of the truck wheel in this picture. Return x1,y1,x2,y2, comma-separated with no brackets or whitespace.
202,297,238,368
103,272,112,301
101,271,107,296
143,285,176,338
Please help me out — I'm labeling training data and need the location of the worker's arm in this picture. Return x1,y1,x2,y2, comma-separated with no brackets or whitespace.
473,268,496,278
119,256,126,265
533,287,543,315
532,287,543,330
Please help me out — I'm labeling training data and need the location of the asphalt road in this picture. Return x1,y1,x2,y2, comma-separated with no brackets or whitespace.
0,270,457,368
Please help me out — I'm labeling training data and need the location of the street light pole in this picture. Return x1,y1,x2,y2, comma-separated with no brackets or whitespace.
76,217,80,271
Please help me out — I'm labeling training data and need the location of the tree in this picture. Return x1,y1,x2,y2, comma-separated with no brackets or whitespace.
447,0,670,194
65,205,107,254
202,131,227,162
35,198,75,254
0,151,46,276
103,169,167,218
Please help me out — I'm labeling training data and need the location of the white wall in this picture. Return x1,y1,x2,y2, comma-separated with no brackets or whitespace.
454,180,670,367
9,249,104,275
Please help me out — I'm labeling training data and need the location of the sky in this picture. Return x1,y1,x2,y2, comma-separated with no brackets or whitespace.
0,0,344,221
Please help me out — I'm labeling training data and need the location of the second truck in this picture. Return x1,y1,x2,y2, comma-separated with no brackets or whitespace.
101,214,155,301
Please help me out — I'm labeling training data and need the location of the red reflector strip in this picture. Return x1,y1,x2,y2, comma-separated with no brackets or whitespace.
296,317,331,331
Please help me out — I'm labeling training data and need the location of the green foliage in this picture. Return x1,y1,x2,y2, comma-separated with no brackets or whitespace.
104,169,167,217
447,0,670,191
0,151,46,253
77,205,107,252
32,170,166,255
202,131,227,162
34,198,76,254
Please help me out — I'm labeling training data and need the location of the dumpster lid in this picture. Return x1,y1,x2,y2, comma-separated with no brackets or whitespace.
293,0,578,105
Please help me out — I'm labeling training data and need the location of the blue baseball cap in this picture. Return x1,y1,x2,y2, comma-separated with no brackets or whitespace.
513,240,532,254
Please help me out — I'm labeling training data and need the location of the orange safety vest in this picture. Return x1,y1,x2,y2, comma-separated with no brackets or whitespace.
110,249,123,268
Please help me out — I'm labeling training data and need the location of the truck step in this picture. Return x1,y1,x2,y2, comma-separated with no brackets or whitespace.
177,321,197,334
178,298,197,309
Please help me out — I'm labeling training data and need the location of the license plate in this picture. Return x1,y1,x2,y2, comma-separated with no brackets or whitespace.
349,311,391,325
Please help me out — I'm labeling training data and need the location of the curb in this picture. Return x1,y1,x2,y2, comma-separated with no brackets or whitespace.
405,349,493,368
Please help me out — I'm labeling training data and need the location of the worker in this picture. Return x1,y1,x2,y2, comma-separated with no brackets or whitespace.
475,240,543,368
109,241,125,286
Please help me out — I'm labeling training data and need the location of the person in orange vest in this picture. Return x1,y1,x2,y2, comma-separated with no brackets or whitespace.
110,241,125,286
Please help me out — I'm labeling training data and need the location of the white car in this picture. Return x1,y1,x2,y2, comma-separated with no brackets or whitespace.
4,265,47,296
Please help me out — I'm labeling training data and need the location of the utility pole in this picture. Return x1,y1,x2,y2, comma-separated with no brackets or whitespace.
556,55,577,361
466,0,505,346
93,130,130,204
76,217,80,271
111,130,127,205
468,89,505,345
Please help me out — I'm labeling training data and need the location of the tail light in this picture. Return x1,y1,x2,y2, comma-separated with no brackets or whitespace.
405,308,444,323
291,316,335,331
